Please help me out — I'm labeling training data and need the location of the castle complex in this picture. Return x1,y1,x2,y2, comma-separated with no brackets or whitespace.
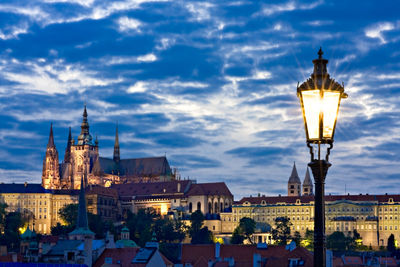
42,106,174,190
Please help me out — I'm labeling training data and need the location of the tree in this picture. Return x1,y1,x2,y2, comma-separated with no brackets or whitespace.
154,218,186,243
302,229,314,250
239,217,256,244
388,234,396,253
126,209,159,247
188,210,213,244
51,222,73,236
231,226,245,244
292,231,302,247
230,217,256,244
272,217,292,245
0,203,8,233
0,211,25,251
59,204,78,226
327,231,350,251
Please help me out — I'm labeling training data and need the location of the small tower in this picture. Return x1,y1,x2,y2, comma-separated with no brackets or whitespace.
113,123,120,163
288,162,301,196
302,167,313,196
42,124,60,189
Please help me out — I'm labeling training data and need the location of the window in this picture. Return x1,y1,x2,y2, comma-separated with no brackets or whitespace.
197,202,201,211
189,203,192,213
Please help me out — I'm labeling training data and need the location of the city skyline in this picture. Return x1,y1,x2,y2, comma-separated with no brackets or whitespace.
0,0,399,199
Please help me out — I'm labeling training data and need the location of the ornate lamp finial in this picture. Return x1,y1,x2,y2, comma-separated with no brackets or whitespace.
318,47,323,59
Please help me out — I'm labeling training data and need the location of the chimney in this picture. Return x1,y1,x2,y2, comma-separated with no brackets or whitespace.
24,182,27,187
177,183,181,193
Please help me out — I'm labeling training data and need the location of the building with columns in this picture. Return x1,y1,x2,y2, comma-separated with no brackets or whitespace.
42,106,175,190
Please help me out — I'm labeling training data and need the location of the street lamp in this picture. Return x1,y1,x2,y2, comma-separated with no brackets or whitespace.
297,48,347,267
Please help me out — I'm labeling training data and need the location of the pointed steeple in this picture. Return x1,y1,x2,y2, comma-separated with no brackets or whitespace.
47,123,55,148
113,123,120,163
77,105,93,145
303,167,312,186
302,167,313,196
64,127,72,163
288,162,301,184
76,175,88,229
69,172,94,238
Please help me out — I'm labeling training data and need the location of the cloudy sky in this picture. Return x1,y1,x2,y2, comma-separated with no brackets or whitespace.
0,0,399,200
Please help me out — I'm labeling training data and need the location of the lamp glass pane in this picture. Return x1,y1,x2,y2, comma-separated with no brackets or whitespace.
322,91,341,138
301,90,321,140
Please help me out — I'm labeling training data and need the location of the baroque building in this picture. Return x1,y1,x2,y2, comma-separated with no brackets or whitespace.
42,106,174,190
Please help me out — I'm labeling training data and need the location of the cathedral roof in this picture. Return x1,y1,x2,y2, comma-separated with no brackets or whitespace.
288,162,301,184
303,168,313,186
93,156,172,177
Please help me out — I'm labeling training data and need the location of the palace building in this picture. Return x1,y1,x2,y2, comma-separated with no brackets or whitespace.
216,165,400,248
42,106,174,190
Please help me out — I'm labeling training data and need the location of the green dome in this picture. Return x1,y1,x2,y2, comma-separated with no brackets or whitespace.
116,239,138,248
121,226,129,232
21,227,36,240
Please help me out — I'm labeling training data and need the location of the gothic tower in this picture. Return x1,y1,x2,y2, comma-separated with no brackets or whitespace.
70,105,99,189
60,127,73,189
288,162,301,196
302,167,313,196
42,124,60,189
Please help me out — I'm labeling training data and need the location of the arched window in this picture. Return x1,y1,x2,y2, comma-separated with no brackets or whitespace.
215,202,218,213
189,202,193,213
197,202,201,211
220,202,223,212
208,202,212,213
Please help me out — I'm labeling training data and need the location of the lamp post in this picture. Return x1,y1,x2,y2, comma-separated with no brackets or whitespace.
297,48,347,267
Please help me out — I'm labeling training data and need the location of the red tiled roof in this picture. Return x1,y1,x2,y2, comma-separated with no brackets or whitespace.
186,182,233,197
112,180,191,198
86,185,118,198
93,247,172,267
238,194,400,205
181,244,313,267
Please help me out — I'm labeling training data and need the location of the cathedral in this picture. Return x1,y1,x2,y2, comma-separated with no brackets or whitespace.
42,106,174,189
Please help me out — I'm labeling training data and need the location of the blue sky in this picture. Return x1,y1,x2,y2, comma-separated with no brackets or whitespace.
0,0,399,199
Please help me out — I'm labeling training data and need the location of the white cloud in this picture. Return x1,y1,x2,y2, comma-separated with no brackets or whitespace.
137,53,157,62
258,0,323,16
43,0,95,7
0,24,29,40
186,2,214,21
117,16,142,32
170,81,208,88
156,38,176,50
1,59,123,95
127,81,149,93
253,71,272,80
365,22,395,44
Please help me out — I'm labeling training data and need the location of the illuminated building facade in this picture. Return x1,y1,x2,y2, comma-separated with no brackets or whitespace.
42,106,174,190
0,183,78,234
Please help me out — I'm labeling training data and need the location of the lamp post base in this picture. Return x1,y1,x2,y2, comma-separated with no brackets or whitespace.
309,160,331,267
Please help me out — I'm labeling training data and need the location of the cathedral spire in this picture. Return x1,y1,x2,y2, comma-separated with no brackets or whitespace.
47,123,55,148
81,104,89,135
113,123,120,163
77,105,93,145
288,162,301,196
64,127,72,163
